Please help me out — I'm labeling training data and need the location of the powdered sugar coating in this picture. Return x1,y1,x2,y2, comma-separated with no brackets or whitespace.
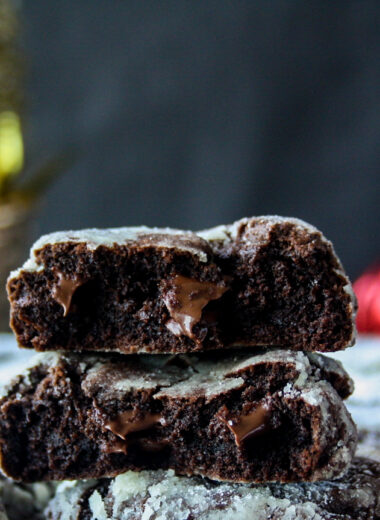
44,480,95,520
24,226,193,251
46,458,380,520
307,352,355,396
0,352,61,399
154,349,313,401
280,379,356,480
47,470,315,520
8,226,209,278
198,215,320,243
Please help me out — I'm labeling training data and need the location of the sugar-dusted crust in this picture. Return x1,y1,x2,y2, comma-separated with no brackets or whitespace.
9,226,210,278
7,216,356,353
0,349,356,483
45,458,380,520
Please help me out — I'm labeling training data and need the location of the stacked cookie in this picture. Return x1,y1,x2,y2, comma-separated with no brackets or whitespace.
0,216,377,519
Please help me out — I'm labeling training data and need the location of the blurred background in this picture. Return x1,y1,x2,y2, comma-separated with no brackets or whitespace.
0,1,379,329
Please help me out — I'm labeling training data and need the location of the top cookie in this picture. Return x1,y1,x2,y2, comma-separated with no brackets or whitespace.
7,216,356,354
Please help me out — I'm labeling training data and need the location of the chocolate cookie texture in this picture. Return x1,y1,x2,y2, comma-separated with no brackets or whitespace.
45,458,380,520
7,216,355,354
0,350,357,483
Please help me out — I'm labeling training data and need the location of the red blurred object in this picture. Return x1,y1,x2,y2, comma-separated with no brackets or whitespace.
353,264,380,334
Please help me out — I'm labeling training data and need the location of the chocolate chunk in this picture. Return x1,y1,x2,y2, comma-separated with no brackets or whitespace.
51,272,85,316
105,410,163,439
0,349,357,483
219,403,271,447
7,216,355,354
162,275,228,339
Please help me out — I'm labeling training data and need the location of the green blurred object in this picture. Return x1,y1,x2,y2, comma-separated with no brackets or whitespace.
0,0,73,330
0,110,24,184
0,0,24,198
0,0,70,204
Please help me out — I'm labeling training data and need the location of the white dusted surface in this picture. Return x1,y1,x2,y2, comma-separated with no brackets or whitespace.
0,334,379,431
0,334,36,384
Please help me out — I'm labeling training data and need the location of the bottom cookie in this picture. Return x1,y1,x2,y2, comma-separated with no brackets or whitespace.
0,350,356,483
45,457,380,520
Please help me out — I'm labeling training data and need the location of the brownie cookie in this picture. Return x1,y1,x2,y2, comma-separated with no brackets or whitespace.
0,473,54,520
0,349,356,483
45,458,380,520
7,216,355,354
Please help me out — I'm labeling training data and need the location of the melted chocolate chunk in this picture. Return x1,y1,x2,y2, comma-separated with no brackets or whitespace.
162,275,228,339
105,410,163,440
52,272,85,316
219,404,271,447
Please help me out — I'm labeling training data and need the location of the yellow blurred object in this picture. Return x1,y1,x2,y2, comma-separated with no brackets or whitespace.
0,0,24,197
0,1,74,329
0,110,23,179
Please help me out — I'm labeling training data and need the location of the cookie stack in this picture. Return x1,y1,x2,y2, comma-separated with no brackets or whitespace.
0,216,378,519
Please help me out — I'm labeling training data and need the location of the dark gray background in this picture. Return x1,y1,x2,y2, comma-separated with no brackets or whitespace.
22,1,380,278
